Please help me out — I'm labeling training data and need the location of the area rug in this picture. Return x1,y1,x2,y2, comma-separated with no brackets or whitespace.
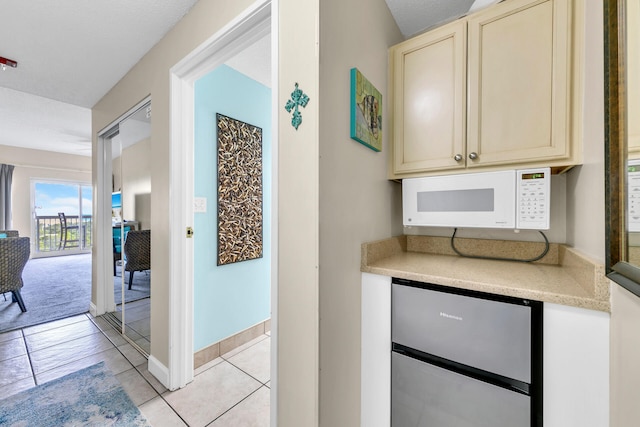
0,362,151,427
0,254,150,333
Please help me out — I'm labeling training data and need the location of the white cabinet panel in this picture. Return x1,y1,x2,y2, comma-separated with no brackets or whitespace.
361,273,610,427
543,302,610,427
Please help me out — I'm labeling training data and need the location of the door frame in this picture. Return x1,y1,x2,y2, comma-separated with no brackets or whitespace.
167,2,277,419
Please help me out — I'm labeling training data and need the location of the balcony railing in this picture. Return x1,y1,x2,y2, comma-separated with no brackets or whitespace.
35,215,93,252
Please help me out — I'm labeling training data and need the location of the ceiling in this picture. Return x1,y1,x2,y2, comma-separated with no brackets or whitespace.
0,0,494,158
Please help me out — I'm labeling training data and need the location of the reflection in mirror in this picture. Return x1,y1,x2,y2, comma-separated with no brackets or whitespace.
606,0,640,294
627,0,640,267
105,101,152,355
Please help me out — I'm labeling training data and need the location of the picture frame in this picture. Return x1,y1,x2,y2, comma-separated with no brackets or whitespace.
216,113,263,266
350,67,382,152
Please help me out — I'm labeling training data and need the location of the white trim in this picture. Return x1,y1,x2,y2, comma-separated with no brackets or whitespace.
89,301,98,318
148,354,170,387
168,69,195,390
95,132,115,315
360,273,392,427
543,303,610,425
12,163,90,173
97,97,153,138
170,2,271,82
168,0,275,392
269,1,279,424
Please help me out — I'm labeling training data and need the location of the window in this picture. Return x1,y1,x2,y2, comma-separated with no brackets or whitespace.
32,181,92,253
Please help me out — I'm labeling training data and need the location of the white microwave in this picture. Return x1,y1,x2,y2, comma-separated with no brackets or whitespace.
402,168,550,230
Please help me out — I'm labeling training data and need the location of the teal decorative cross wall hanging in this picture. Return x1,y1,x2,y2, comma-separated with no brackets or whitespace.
284,83,309,130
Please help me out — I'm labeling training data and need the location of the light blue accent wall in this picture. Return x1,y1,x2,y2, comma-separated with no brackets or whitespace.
194,65,271,351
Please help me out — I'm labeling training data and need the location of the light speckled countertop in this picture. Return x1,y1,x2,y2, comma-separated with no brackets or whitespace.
361,235,610,312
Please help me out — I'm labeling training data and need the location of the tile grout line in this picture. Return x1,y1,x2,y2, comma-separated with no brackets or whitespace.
163,348,271,426
10,314,267,426
25,331,124,380
25,316,123,386
21,329,38,386
22,324,105,355
223,358,270,388
22,313,171,422
219,336,270,387
93,314,269,426
154,392,193,426
91,313,190,425
204,384,268,427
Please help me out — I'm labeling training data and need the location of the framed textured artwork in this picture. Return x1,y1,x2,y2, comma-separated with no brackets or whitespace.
350,67,382,152
216,113,263,266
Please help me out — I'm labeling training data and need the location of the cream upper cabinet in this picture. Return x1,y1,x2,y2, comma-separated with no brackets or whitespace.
390,20,467,174
389,0,582,179
467,0,572,168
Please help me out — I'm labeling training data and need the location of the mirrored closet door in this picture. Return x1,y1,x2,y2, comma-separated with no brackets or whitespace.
105,101,152,355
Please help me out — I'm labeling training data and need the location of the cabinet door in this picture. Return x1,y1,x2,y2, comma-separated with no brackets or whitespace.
467,0,572,168
390,20,466,175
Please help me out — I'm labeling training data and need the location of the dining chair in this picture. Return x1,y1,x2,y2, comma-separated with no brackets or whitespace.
0,237,30,312
58,212,80,249
123,229,150,289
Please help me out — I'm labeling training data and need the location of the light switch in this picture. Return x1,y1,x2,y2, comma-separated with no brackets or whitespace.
194,197,207,213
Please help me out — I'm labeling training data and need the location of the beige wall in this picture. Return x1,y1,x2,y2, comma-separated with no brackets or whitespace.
0,144,91,247
565,0,605,263
317,0,403,425
563,2,640,426
276,0,320,424
92,0,255,368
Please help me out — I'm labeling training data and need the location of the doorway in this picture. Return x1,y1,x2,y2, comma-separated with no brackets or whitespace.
191,35,272,366
167,0,276,400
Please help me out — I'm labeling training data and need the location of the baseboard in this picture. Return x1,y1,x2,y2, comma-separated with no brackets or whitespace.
89,302,98,317
148,355,171,389
194,318,271,369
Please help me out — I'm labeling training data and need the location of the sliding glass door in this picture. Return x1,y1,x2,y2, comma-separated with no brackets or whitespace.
32,180,92,257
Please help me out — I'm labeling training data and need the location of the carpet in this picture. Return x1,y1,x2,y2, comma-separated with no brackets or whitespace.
0,254,150,333
0,362,151,426
114,265,151,305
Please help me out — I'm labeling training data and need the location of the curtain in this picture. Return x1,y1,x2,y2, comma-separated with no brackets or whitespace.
0,164,14,230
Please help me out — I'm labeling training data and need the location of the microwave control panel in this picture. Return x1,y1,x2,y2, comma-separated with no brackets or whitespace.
516,167,550,230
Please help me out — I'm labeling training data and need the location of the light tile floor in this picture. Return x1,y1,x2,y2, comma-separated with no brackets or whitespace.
0,313,271,426
110,297,151,355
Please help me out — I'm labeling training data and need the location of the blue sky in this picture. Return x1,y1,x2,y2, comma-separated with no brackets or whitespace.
35,182,92,217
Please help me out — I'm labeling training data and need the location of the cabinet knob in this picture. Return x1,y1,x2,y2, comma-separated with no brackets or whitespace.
454,154,463,162
468,152,478,160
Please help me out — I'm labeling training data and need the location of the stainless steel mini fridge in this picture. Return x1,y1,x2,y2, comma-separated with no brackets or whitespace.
391,278,543,427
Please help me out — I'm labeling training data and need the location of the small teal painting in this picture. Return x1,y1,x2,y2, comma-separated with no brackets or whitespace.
350,68,382,152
